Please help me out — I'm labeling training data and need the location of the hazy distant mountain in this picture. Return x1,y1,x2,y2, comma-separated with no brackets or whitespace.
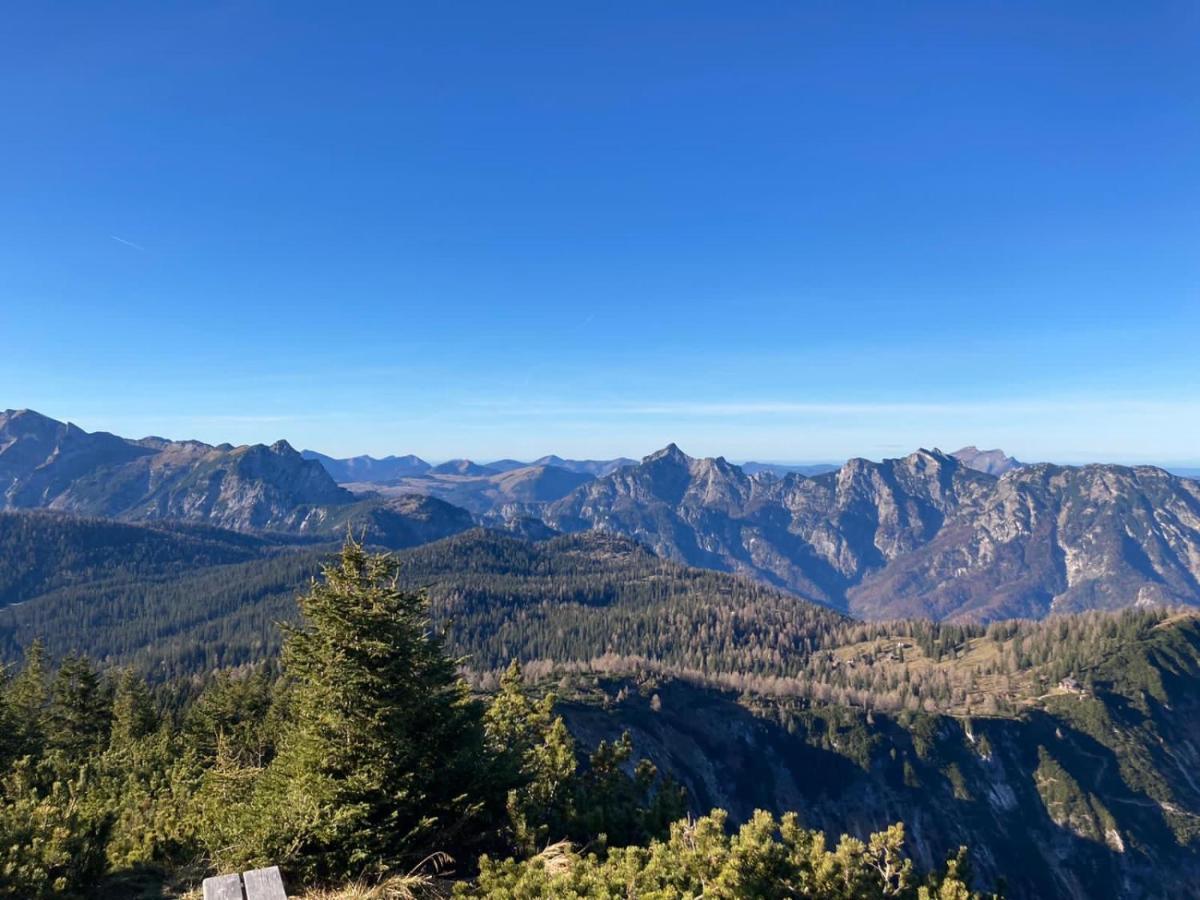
482,458,529,473
349,463,593,516
485,456,637,477
543,443,1200,621
308,451,635,482
491,465,593,503
301,449,430,482
740,461,840,477
0,410,474,543
950,445,1022,475
429,458,498,477
530,455,636,477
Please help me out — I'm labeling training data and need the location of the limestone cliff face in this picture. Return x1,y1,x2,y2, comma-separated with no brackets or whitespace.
544,444,1200,621
849,463,1200,620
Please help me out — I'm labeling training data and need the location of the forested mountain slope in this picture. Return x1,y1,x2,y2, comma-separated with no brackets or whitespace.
0,525,843,678
2,521,1195,725
0,541,1000,900
0,511,271,606
562,610,1200,899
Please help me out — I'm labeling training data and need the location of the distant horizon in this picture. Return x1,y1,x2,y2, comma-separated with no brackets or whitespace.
8,406,1200,471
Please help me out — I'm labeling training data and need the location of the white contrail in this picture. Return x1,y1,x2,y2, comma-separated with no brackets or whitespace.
110,235,145,251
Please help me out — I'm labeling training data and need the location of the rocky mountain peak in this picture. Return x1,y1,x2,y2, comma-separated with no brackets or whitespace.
951,446,1022,476
906,446,952,464
1,408,67,441
643,443,692,466
2,408,54,424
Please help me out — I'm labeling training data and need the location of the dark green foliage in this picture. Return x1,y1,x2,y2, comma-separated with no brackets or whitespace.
183,669,282,766
205,538,496,881
0,511,269,608
459,812,989,899
5,639,48,761
483,661,684,857
109,669,157,750
46,654,110,762
0,763,110,898
0,536,326,679
484,661,577,854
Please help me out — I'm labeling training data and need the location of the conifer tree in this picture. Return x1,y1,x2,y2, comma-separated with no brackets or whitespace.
109,668,157,751
484,661,577,854
45,654,110,763
227,537,492,881
7,638,48,759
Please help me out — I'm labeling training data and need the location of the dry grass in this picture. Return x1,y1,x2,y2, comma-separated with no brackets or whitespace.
291,843,576,898
292,873,451,899
292,852,455,900
533,840,575,879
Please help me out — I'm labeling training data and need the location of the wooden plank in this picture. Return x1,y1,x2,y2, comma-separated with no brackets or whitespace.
202,873,244,900
243,866,288,900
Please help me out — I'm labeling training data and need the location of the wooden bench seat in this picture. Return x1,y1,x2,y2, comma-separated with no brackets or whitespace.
202,865,288,900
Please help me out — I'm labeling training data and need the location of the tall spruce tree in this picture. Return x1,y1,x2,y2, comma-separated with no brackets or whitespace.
7,639,48,760
45,654,110,763
228,537,493,881
109,668,157,751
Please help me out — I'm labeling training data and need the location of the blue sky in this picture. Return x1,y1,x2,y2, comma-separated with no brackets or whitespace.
2,2,1198,463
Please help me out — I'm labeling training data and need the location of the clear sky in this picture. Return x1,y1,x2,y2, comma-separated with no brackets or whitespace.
2,3,1198,463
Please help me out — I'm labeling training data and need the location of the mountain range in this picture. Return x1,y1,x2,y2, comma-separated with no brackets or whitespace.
302,449,638,481
543,443,1200,621
0,408,471,545
7,408,1200,623
299,449,431,482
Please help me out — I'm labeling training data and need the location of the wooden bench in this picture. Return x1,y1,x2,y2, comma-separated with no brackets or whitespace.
203,865,288,900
